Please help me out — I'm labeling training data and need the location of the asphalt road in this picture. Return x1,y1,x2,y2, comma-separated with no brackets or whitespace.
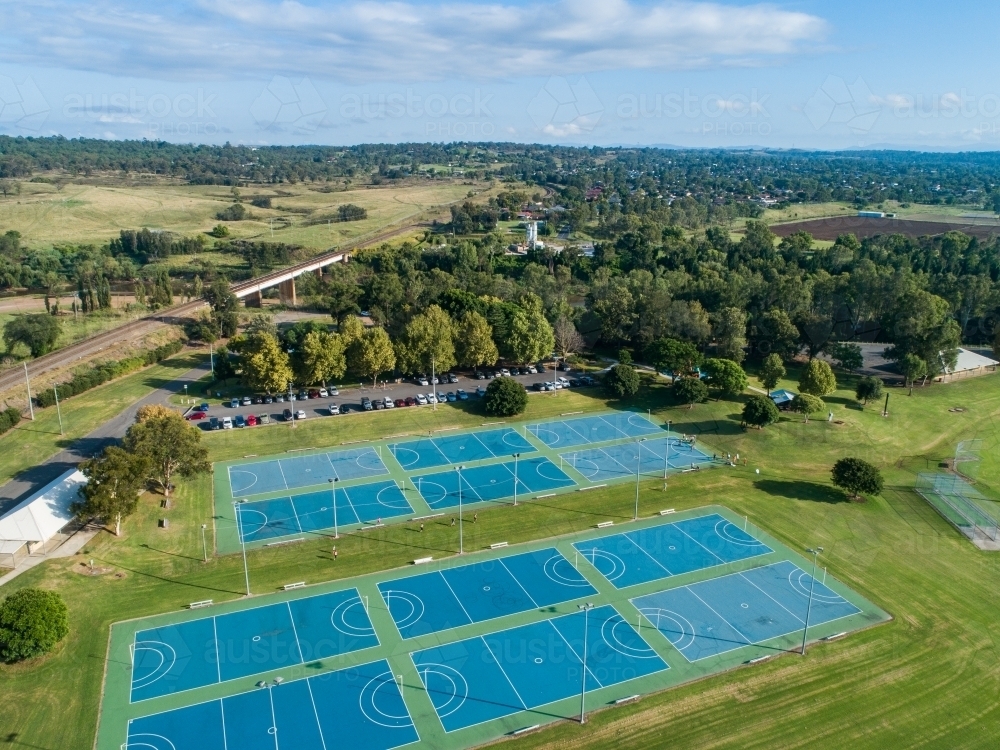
192,368,589,427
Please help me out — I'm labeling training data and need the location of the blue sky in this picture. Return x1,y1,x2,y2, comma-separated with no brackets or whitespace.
0,0,998,149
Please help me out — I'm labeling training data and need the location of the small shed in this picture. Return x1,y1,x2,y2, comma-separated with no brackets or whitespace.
769,388,797,409
0,469,86,568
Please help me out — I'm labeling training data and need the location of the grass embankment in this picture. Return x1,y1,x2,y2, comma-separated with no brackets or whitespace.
3,369,1000,748
0,352,205,485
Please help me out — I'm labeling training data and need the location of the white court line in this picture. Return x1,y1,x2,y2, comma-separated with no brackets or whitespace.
305,679,330,750
685,585,754,647
596,415,631,440
561,419,593,444
498,461,530,498
338,486,362,525
546,618,606,689
266,685,279,750
598,446,638,477
458,472,485,503
427,437,452,465
288,497,304,535
324,452,341,482
438,572,476,626
470,431,498,459
497,558,540,609
212,617,222,684
674,523,726,566
276,460,290,492
286,602,306,665
737,569,808,625
480,636,529,710
219,698,230,750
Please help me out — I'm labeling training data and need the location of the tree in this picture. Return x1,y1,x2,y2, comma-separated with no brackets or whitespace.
0,588,69,663
455,311,499,368
831,457,884,501
828,341,864,372
397,305,456,374
674,377,708,407
755,308,800,360
214,345,237,383
3,314,61,357
552,316,584,357
712,307,747,363
900,353,927,395
123,412,209,497
135,404,175,423
299,331,346,386
604,363,640,399
647,337,703,380
799,359,837,397
742,395,780,428
241,332,294,393
204,277,239,338
758,353,786,395
483,376,528,417
618,348,632,366
356,327,396,386
704,358,748,399
855,376,883,407
74,446,150,536
886,289,960,377
789,393,825,422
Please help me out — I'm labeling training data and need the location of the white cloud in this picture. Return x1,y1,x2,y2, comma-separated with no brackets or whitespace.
0,0,827,83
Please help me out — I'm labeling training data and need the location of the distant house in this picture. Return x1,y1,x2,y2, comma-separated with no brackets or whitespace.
935,348,999,382
769,388,797,409
858,210,885,218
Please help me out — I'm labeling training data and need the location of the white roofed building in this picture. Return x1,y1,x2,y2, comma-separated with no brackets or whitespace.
0,469,86,568
935,348,999,382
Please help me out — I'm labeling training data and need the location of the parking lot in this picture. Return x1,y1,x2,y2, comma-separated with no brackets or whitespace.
187,367,597,429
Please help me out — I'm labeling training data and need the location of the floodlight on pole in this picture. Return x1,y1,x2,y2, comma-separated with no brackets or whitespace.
512,453,520,506
634,438,645,520
663,420,671,480
329,478,339,538
200,523,208,562
234,501,251,596
578,602,595,723
801,547,823,656
456,465,465,554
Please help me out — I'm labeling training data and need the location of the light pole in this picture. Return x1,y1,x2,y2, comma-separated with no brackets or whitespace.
234,501,251,596
578,603,595,723
54,386,64,436
512,453,520,506
801,547,823,656
456,465,465,554
663,420,671,480
210,340,215,377
200,523,208,562
432,356,436,412
634,438,645,520
329,478,339,538
288,380,295,428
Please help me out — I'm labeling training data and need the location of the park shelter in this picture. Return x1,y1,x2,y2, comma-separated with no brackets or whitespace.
769,388,797,409
0,469,86,568
935,348,998,382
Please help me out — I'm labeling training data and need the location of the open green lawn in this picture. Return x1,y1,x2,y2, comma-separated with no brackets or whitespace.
3,369,1000,748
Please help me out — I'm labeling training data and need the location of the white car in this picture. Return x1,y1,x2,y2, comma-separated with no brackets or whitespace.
416,393,428,405
383,397,395,409
318,388,329,398
295,409,307,420
525,365,537,374
326,404,339,416
328,387,339,396
417,376,429,386
500,368,511,376
222,417,233,429
426,393,437,404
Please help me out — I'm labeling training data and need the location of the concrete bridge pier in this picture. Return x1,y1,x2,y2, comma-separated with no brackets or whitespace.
278,278,297,306
245,290,263,308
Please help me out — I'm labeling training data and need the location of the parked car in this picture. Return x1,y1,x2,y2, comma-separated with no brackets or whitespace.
475,386,486,397
283,408,293,421
319,388,329,398
295,410,306,420
234,415,246,428
525,365,537,374
199,402,210,412
500,368,511,376
374,399,385,410
328,387,340,396
533,382,545,391
416,393,428,405
209,416,221,430
308,390,321,399
474,371,485,380
246,414,257,427
457,389,468,401
327,404,340,416
436,391,447,402
558,362,571,371
276,394,285,402
405,396,417,406
257,414,270,425
447,373,458,383
580,375,595,386
394,398,406,408
298,390,309,400
222,417,234,429
362,397,373,411
252,395,263,405
486,370,497,379
186,411,206,420
431,375,440,384
241,396,251,406
446,391,457,402
384,397,395,409
230,398,239,408
569,378,581,387
426,393,437,404
264,395,273,404
417,375,429,386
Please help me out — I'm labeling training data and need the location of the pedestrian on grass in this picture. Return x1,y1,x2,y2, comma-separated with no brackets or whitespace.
451,517,456,526
473,513,478,524
420,523,424,532
332,546,338,561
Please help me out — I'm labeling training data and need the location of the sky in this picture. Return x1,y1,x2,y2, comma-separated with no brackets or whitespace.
0,0,998,150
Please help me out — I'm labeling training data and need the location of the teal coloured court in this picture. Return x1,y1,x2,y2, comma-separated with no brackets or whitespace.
103,507,891,750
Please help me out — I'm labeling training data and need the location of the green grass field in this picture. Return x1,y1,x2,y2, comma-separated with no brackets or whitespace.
3,370,1000,748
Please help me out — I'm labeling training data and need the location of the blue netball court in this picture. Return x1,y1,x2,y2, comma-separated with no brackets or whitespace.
560,437,713,483
573,513,772,589
228,447,388,498
126,658,418,750
378,547,597,639
526,412,664,449
631,560,861,662
130,588,379,702
236,480,412,543
413,456,575,510
411,606,668,732
388,427,536,471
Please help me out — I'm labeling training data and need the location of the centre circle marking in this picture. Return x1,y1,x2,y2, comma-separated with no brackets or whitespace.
253,635,261,641
741,603,749,609
483,586,490,591
534,657,543,664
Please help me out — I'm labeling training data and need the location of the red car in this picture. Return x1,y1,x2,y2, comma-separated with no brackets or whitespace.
394,398,406,408
246,414,257,427
405,396,417,406
186,411,206,420
308,389,321,399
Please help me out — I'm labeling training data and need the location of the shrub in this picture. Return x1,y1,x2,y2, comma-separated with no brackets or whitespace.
855,375,883,406
250,196,272,208
0,406,22,435
0,588,69,662
790,393,825,422
337,203,367,222
742,394,780,428
216,203,248,221
604,364,640,399
483,376,527,417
